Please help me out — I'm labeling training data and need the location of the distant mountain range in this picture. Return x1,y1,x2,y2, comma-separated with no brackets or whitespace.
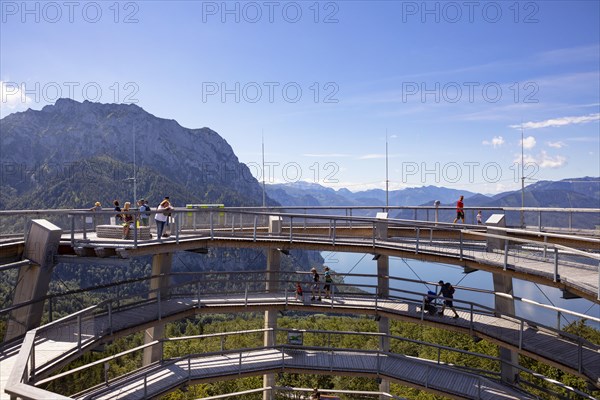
267,178,600,228
0,98,266,209
267,181,476,208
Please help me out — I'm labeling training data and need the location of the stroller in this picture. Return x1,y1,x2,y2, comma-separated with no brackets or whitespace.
424,290,438,315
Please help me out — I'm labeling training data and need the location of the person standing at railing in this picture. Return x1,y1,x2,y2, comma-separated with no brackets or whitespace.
121,202,134,240
113,200,123,225
295,282,303,301
438,280,459,318
310,267,321,301
476,210,483,224
453,195,465,224
323,266,333,299
90,201,102,228
138,199,150,226
155,198,172,239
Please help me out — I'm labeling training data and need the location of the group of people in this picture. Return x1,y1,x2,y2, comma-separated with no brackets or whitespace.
452,195,483,225
295,266,333,302
91,196,174,240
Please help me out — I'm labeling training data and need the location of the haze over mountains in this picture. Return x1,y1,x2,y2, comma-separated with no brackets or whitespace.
267,179,600,209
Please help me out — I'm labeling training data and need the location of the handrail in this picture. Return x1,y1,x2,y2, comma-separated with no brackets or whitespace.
2,205,599,215
2,270,597,343
6,284,599,400
35,328,595,400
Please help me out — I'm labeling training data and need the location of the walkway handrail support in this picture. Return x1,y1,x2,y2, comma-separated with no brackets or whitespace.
2,269,597,351
30,328,597,400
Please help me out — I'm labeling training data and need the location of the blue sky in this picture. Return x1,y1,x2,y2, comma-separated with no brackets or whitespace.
1,0,599,194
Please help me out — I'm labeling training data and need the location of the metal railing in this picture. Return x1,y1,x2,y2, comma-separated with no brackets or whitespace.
27,328,596,400
3,271,599,399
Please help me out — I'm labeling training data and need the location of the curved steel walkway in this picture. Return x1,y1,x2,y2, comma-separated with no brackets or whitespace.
64,210,600,301
4,292,599,399
74,347,533,400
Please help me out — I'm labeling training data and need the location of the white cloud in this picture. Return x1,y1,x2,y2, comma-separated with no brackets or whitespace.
520,136,536,149
516,151,566,169
547,141,566,148
510,113,600,130
302,153,351,158
0,81,32,115
358,154,386,160
482,136,505,148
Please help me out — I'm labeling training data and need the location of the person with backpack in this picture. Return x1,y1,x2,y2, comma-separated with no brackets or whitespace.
310,267,321,301
323,266,333,299
138,199,150,226
438,280,459,318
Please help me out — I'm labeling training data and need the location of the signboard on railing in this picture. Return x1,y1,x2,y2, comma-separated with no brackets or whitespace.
185,204,225,228
287,330,303,345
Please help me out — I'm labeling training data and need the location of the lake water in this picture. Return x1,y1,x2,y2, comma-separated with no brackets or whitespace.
321,251,600,330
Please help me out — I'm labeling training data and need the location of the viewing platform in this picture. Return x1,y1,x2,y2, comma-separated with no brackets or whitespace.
0,206,598,399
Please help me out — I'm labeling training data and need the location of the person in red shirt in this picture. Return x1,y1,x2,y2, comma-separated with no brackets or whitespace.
453,195,465,224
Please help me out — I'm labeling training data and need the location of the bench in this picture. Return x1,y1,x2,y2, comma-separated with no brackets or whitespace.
96,225,152,240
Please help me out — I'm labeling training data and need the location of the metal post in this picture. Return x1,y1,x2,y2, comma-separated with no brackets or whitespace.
553,248,559,282
245,282,248,306
556,311,561,331
197,282,201,307
349,209,353,228
578,339,583,373
372,222,376,247
415,228,420,254
108,302,113,335
437,347,441,364
188,357,191,381
538,211,542,231
469,304,473,336
519,320,523,350
30,343,35,382
421,297,425,321
459,231,463,260
48,298,53,322
175,212,180,243
70,215,75,246
77,315,82,351
144,374,147,398
133,211,138,248
503,240,509,271
83,215,87,240
253,215,257,242
104,362,109,385
413,209,417,221
332,219,336,245
157,291,162,320
210,211,214,240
